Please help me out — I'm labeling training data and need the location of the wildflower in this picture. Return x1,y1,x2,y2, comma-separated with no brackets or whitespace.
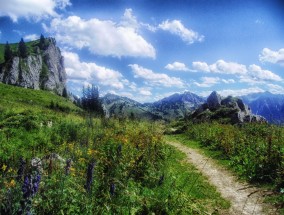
17,157,26,181
85,161,96,193
2,164,7,171
22,173,41,199
110,183,115,196
65,158,72,175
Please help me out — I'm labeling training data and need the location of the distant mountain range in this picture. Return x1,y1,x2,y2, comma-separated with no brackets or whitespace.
241,92,284,124
102,91,284,123
102,91,204,121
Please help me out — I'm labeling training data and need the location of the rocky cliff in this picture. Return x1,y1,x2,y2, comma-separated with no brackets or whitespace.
0,38,67,95
190,91,266,124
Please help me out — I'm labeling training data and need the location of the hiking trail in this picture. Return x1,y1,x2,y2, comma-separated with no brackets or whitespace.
167,141,277,215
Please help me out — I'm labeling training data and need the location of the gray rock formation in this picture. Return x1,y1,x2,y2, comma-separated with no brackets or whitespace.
207,91,222,109
191,91,266,124
0,38,67,95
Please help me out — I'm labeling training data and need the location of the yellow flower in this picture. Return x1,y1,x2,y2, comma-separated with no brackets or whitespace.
9,179,16,187
1,164,7,171
87,149,97,156
4,179,16,188
70,167,76,176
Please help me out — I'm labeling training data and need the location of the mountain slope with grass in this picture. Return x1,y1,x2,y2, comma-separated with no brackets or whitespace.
0,83,229,214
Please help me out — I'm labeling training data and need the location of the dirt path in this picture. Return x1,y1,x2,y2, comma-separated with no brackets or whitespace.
167,141,277,215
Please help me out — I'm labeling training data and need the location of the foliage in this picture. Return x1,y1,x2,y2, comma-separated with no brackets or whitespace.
183,122,284,209
18,38,28,58
4,42,13,63
81,85,104,116
0,84,229,214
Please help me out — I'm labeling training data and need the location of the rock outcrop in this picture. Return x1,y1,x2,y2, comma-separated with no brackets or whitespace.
190,91,266,124
0,38,67,95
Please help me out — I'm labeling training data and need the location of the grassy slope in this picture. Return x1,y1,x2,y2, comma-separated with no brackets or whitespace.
0,84,230,214
0,39,40,63
0,82,80,113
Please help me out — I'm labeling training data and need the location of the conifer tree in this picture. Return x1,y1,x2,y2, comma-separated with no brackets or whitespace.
18,38,28,58
81,85,104,116
4,41,13,62
39,34,45,50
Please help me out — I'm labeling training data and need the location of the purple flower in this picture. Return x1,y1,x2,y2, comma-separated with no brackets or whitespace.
85,161,96,193
22,173,41,199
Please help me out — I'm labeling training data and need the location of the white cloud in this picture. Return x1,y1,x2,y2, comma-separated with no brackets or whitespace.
0,0,71,22
200,87,265,97
266,84,284,94
259,48,284,66
192,61,210,72
194,77,220,87
222,79,235,84
139,88,152,96
193,60,247,75
247,64,282,82
24,34,39,41
63,51,124,90
158,20,204,44
120,8,139,29
165,61,189,71
192,60,282,84
44,11,156,58
129,64,185,87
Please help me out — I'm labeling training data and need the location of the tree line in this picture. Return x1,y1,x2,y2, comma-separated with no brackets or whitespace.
4,34,47,63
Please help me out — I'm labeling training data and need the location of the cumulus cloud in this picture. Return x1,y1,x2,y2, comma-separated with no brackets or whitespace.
194,77,220,87
192,62,210,72
165,61,189,71
139,88,152,96
259,48,284,66
63,51,125,90
266,84,284,94
129,64,185,87
24,34,39,41
0,0,71,22
159,20,204,44
199,87,265,97
247,64,282,82
222,79,235,84
218,87,265,97
44,13,156,58
193,60,247,75
192,59,282,84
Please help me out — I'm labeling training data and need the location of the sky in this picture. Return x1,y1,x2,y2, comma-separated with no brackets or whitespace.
0,0,284,102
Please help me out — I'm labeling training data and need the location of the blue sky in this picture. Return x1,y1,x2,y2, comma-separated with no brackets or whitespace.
0,0,284,102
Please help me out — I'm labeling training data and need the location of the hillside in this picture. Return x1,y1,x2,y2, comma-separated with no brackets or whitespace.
0,83,231,214
0,37,67,95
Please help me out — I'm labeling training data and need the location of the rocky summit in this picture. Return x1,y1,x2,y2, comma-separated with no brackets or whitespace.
190,91,266,124
0,38,67,96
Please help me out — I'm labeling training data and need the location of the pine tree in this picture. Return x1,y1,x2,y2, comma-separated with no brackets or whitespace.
39,34,45,50
81,85,104,116
18,38,28,58
62,87,68,98
4,41,13,62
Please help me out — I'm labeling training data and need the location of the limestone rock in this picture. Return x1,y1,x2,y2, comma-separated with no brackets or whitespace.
207,91,222,109
0,37,67,96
